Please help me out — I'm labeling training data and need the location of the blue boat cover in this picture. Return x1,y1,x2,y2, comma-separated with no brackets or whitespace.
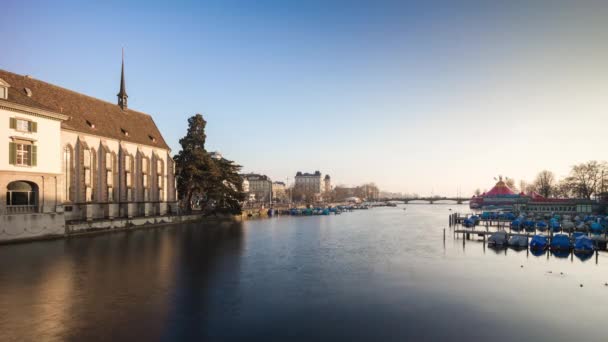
551,234,571,250
590,222,604,233
572,232,585,239
574,236,594,253
530,235,548,249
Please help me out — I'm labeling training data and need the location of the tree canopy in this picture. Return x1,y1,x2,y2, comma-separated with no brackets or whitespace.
174,114,245,214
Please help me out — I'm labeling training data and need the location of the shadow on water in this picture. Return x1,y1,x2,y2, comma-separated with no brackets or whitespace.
0,220,245,341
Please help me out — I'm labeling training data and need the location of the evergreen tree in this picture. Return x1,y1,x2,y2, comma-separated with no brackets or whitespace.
174,114,245,214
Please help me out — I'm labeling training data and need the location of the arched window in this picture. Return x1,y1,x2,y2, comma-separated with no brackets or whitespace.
63,146,73,202
125,154,133,201
156,159,164,201
6,181,38,214
106,152,115,202
142,157,150,201
83,148,93,202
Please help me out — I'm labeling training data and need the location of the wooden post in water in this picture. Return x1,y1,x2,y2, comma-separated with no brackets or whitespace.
443,228,446,242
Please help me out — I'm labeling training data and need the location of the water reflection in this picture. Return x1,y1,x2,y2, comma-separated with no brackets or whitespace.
1,206,607,341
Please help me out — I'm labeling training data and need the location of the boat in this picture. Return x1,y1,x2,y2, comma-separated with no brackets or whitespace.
508,235,528,248
572,232,586,239
550,234,571,251
535,221,548,232
523,219,535,232
510,219,522,231
530,235,548,250
463,218,475,228
590,222,604,234
575,222,587,232
488,231,508,246
561,221,575,232
536,221,548,232
549,219,561,232
574,235,594,254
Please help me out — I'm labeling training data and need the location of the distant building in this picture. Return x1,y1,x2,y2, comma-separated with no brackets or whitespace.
324,175,331,193
241,173,272,203
209,151,223,160
242,178,250,193
471,177,597,214
295,171,323,194
272,181,287,202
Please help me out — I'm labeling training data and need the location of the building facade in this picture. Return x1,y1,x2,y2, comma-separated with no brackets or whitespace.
0,63,177,237
294,171,323,194
272,181,287,203
323,175,331,193
241,173,272,204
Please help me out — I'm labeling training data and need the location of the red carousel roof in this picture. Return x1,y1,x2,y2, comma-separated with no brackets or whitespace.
484,178,516,196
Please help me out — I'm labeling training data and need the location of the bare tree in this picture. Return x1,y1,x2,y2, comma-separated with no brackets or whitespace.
505,177,517,192
533,170,555,198
563,161,607,199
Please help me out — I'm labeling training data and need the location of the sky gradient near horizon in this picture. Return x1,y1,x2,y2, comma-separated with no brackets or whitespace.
2,0,608,196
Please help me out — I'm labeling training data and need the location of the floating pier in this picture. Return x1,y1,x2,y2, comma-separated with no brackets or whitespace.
448,212,608,249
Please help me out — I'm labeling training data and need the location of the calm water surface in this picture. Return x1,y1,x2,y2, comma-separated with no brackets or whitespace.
1,204,607,341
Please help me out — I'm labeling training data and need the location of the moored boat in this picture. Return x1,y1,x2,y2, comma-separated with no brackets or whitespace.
530,235,548,250
488,231,508,246
590,222,604,234
574,235,594,254
463,218,475,228
535,221,548,232
550,234,571,251
549,219,561,232
561,220,575,232
508,235,528,248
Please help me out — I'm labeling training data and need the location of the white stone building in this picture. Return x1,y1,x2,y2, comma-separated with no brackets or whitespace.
0,62,177,240
294,171,323,194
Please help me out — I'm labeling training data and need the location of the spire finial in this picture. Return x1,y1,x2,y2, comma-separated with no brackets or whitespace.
117,48,128,109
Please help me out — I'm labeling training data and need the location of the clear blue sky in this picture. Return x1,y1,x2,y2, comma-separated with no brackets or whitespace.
3,0,608,195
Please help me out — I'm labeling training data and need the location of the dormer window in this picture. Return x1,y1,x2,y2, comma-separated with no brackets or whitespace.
86,120,95,129
24,88,32,97
121,128,129,136
148,134,156,143
0,78,9,100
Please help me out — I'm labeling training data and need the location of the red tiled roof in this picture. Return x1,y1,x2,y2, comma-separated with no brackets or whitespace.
0,69,169,150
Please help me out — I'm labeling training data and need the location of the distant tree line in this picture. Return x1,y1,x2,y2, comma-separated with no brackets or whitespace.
474,161,608,200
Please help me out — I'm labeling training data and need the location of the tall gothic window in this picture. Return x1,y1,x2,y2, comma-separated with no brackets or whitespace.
157,159,164,201
142,158,149,201
83,148,92,202
63,146,73,202
125,155,132,201
106,152,114,202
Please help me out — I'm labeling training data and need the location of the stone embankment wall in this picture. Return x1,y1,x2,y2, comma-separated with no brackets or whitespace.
0,212,234,244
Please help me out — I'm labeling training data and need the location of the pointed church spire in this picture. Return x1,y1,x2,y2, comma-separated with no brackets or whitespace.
117,48,128,109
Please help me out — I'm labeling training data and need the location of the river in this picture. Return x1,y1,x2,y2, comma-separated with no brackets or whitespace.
1,204,607,341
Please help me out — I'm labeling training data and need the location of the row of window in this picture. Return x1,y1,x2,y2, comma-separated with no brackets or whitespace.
63,146,165,203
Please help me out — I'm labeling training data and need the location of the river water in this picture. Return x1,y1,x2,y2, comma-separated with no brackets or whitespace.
1,204,607,341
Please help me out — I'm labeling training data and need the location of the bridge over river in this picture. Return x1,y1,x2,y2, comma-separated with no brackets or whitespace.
380,197,470,205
